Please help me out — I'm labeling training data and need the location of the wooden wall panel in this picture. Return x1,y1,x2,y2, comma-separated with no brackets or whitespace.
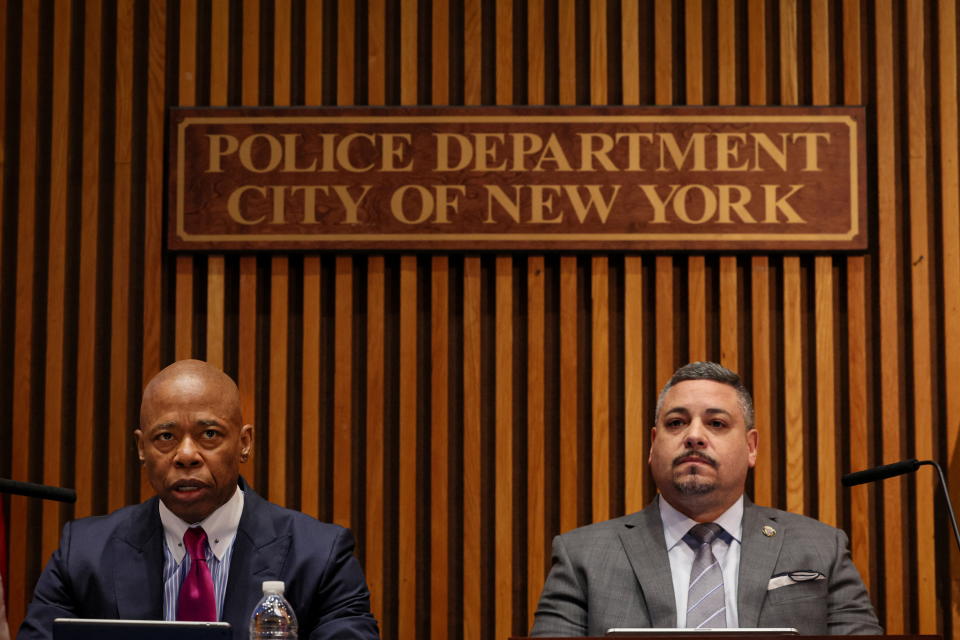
4,2,960,639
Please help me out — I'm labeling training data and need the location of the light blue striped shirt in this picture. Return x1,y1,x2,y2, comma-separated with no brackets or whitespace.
660,494,744,628
159,487,244,621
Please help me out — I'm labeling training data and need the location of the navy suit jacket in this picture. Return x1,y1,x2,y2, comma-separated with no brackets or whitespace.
17,483,379,640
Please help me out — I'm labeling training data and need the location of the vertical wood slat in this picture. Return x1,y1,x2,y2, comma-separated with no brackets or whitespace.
397,1,419,635
654,2,674,391
268,256,289,505
745,0,774,509
526,255,546,628
364,255,386,629
300,0,325,523
842,0,873,595
461,3,481,637
174,0,196,361
463,0,481,106
41,0,72,565
495,255,514,640
779,0,804,517
398,255,418,640
527,4,547,631
875,0,906,631
621,0,639,105
331,0,357,542
332,0,355,531
716,1,738,372
75,0,104,520
684,1,706,364
462,256,482,640
205,0,229,370
810,0,837,528
559,256,579,533
557,0,582,532
495,6,514,636
430,8,454,640
140,0,166,501
681,0,707,364
937,0,960,629
267,0,292,507
401,0,417,106
9,0,41,625
905,1,937,630
365,1,386,631
621,3,646,516
333,256,353,526
108,0,136,514
301,256,321,519
237,0,259,492
528,0,545,106
591,256,610,524
623,256,646,518
654,256,674,392
558,0,575,105
430,255,450,640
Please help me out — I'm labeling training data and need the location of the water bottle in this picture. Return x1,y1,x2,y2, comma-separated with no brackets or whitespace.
249,580,299,639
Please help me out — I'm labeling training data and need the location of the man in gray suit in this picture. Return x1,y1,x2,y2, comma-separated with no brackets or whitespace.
531,362,881,636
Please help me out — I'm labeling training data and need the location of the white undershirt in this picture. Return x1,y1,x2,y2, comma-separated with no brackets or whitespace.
659,494,744,628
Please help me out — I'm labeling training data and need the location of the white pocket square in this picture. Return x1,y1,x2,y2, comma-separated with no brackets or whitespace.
767,571,826,590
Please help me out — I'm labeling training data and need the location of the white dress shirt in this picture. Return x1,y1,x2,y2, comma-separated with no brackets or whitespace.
159,486,244,620
659,494,744,628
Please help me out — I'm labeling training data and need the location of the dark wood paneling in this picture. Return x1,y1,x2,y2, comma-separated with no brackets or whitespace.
3,1,960,639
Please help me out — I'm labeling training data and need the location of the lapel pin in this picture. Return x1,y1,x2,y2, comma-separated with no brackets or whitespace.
762,525,776,537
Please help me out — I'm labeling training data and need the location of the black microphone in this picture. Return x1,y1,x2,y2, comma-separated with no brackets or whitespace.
842,459,960,554
0,478,77,503
841,458,921,486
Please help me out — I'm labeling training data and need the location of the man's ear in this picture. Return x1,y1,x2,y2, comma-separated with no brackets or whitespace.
648,427,657,464
239,424,254,462
134,429,145,464
746,428,759,467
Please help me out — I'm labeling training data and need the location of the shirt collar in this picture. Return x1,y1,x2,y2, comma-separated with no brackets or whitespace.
659,494,744,550
159,486,244,563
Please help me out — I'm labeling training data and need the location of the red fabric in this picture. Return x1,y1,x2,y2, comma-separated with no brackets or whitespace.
177,527,216,621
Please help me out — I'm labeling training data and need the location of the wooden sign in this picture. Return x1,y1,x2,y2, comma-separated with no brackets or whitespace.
168,106,866,251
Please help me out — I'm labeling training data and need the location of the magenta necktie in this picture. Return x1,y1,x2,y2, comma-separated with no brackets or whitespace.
177,527,217,621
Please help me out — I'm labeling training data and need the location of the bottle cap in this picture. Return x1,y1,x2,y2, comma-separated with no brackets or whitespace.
262,580,285,594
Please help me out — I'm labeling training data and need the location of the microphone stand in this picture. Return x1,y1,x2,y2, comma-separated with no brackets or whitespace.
920,460,960,556
0,478,77,503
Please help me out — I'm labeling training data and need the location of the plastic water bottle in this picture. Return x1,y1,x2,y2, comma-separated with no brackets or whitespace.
249,580,298,639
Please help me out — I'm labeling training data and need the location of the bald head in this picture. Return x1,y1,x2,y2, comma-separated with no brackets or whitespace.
136,359,253,523
140,359,243,429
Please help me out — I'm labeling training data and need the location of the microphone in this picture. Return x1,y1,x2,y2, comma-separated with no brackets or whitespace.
0,478,77,503
841,459,921,486
842,459,960,554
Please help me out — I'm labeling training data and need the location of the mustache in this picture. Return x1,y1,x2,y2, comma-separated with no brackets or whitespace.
672,451,717,468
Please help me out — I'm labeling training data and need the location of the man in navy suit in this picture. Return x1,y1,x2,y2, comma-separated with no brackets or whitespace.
18,359,379,640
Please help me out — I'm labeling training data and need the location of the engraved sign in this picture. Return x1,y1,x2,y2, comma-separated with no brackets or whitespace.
168,106,866,251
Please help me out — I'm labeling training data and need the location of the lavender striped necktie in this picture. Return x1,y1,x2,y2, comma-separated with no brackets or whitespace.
684,523,727,629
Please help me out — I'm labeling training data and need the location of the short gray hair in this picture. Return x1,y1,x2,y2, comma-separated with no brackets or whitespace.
654,361,755,430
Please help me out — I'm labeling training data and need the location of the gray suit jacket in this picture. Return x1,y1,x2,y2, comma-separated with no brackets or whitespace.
531,498,881,636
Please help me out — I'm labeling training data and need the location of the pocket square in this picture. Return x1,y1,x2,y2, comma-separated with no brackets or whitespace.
767,570,826,590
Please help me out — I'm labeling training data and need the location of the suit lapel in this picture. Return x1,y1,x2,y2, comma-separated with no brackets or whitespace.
618,499,677,627
222,489,292,630
737,501,782,627
113,499,165,619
